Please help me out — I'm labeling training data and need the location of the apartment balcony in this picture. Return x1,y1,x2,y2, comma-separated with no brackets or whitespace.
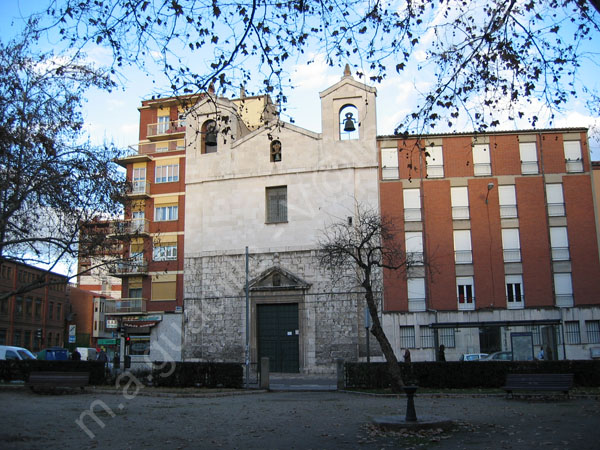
109,259,149,277
455,250,473,264
500,205,518,219
565,159,583,173
126,180,151,198
551,247,570,261
452,206,470,221
426,164,444,178
109,219,150,237
473,163,492,176
555,294,574,308
408,298,426,312
547,202,566,217
404,208,422,222
520,160,539,174
147,120,186,140
105,298,147,314
503,249,521,263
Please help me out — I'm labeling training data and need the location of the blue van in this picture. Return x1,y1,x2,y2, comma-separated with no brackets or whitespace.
37,347,70,361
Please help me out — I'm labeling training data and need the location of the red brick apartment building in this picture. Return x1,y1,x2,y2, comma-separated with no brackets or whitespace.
0,260,68,351
379,129,600,361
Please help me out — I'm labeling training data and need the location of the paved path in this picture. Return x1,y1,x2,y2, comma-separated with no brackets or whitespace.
0,388,598,449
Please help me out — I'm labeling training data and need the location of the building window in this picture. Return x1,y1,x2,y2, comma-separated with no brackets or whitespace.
564,321,581,344
451,187,469,220
399,326,416,349
56,303,62,321
586,320,600,344
132,167,148,195
550,227,570,261
405,232,424,265
506,275,524,309
13,329,21,347
403,188,421,222
266,186,287,223
526,325,542,346
519,142,539,174
453,230,472,264
48,302,54,319
339,104,359,140
270,140,282,162
0,297,7,315
15,297,23,317
421,327,434,348
0,329,6,345
153,244,178,261
564,141,583,173
457,277,475,310
35,298,41,319
381,147,398,179
554,273,574,307
473,144,492,176
157,115,170,134
501,228,521,262
439,328,456,348
426,146,444,178
546,183,565,217
407,278,426,312
25,297,32,317
155,164,179,183
155,205,178,222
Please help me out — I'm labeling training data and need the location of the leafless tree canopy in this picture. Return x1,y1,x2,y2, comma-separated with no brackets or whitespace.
0,24,126,296
33,0,600,133
319,204,410,392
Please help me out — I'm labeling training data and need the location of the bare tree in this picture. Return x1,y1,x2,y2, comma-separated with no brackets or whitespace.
319,204,419,393
32,0,600,133
0,23,126,298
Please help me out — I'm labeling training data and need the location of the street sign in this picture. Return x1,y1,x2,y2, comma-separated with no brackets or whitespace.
68,335,76,343
106,319,118,329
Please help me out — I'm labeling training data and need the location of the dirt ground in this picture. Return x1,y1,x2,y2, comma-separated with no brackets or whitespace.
1,387,599,449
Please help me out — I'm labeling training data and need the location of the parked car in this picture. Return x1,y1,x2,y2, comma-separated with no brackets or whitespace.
459,353,488,361
37,347,69,361
481,351,513,361
0,345,36,360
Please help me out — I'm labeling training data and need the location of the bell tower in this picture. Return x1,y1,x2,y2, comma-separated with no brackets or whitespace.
319,64,377,144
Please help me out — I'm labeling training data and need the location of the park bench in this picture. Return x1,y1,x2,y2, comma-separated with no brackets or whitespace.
27,371,90,394
502,373,573,398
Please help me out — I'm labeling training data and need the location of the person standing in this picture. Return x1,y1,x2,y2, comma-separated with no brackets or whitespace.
403,348,411,363
438,344,446,362
538,346,544,360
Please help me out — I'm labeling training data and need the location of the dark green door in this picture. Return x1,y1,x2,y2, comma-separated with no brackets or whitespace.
257,303,299,373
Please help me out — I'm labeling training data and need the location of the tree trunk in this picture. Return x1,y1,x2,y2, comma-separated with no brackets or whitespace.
364,284,404,392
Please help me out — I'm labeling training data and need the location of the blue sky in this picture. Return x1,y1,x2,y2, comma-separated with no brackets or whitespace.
1,0,599,159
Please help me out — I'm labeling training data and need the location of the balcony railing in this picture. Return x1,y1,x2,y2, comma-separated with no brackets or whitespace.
147,120,186,138
127,180,151,197
382,167,399,180
109,259,148,277
503,248,521,263
452,206,469,220
404,208,422,222
407,252,424,265
500,205,518,219
427,165,444,178
130,139,186,156
551,247,570,261
110,219,150,236
458,297,475,310
455,250,473,264
566,160,583,173
105,298,147,314
555,294,574,307
520,160,539,174
408,298,426,312
473,163,492,176
547,203,565,217
507,296,524,309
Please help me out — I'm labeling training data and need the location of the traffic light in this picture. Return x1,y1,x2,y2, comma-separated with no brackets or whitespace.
36,328,42,339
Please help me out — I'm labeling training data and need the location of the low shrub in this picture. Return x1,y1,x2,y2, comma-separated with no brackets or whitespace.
151,362,243,388
345,360,600,389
